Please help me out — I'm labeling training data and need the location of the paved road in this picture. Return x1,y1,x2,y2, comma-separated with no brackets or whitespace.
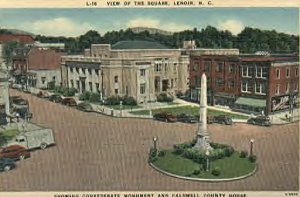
0,90,298,191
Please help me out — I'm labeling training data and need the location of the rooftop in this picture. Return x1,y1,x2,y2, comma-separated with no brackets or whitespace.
111,40,169,50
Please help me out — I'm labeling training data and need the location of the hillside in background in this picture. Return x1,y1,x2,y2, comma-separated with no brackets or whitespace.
1,26,299,54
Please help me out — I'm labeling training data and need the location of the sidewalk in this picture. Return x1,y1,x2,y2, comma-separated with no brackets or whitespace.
23,87,300,125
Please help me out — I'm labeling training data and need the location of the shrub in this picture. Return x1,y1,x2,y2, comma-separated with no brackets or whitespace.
158,150,166,157
239,150,248,158
173,142,194,155
182,148,206,164
105,96,121,105
63,88,77,97
148,147,158,163
193,169,201,175
47,81,55,90
212,167,221,176
224,146,235,157
89,92,101,103
122,96,137,106
79,91,91,101
249,155,257,163
157,93,174,103
210,142,229,149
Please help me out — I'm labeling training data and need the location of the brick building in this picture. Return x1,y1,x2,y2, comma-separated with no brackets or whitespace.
12,48,65,89
188,49,240,107
232,55,299,114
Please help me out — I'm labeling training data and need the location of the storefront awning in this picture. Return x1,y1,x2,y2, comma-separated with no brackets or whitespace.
235,97,266,107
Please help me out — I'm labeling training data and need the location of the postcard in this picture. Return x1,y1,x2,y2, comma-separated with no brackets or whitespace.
0,0,299,197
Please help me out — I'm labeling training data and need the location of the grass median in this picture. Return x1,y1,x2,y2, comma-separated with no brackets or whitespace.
131,106,249,119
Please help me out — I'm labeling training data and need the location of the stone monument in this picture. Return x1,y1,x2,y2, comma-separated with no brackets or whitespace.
193,73,212,150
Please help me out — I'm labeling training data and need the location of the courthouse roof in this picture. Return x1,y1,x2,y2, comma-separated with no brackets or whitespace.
112,40,169,50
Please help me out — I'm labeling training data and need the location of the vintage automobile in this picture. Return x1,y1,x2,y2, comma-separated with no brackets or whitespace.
176,113,198,123
153,112,177,123
205,115,233,125
61,97,77,107
0,145,30,160
0,158,16,172
76,102,93,112
48,94,63,103
247,116,271,126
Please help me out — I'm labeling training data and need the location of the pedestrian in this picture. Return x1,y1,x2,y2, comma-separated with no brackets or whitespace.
16,112,20,122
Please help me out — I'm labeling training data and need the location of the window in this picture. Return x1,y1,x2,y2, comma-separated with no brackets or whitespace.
242,66,250,77
70,67,74,73
204,61,211,72
140,69,146,77
52,76,56,81
70,80,74,88
173,63,177,72
140,83,146,94
229,64,235,73
41,77,46,84
296,67,298,76
171,79,174,88
255,82,266,94
76,68,79,73
95,69,99,76
275,84,280,95
286,68,290,78
216,78,224,87
228,80,235,88
155,63,161,72
195,77,201,87
114,76,118,83
82,68,86,74
89,82,93,92
88,69,92,75
241,80,252,93
276,69,280,79
76,80,80,89
115,89,118,94
192,63,198,71
125,86,129,95
256,66,268,78
216,63,223,73
286,83,290,93
96,83,100,92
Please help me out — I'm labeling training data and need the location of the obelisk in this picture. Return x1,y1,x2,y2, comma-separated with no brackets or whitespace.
193,73,212,150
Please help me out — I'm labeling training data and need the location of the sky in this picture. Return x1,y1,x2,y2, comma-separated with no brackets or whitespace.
0,8,298,37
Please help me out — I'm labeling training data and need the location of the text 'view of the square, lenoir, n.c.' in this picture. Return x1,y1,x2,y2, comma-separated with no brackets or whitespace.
0,8,298,194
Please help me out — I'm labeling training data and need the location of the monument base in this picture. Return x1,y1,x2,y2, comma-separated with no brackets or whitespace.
193,135,213,150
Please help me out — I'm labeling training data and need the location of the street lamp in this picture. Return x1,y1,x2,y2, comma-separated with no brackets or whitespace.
250,139,255,156
205,149,210,171
119,100,123,117
153,136,158,152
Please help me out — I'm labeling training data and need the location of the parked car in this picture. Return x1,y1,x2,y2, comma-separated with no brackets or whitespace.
49,94,63,103
76,102,93,112
247,116,271,126
10,96,29,109
213,115,233,125
0,158,16,172
37,91,50,99
61,97,77,107
0,113,8,125
0,145,30,160
176,113,198,123
12,107,33,119
153,112,177,122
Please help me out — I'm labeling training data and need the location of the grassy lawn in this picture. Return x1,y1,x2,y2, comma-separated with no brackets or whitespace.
153,150,256,179
0,128,20,147
131,106,249,119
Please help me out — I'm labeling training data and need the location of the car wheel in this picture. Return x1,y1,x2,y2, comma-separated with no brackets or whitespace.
19,155,25,160
40,143,47,150
4,165,11,171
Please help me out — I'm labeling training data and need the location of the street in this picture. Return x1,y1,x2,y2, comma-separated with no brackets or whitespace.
0,90,298,191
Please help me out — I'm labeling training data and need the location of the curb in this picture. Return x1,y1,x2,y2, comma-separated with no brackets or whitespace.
149,162,257,182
